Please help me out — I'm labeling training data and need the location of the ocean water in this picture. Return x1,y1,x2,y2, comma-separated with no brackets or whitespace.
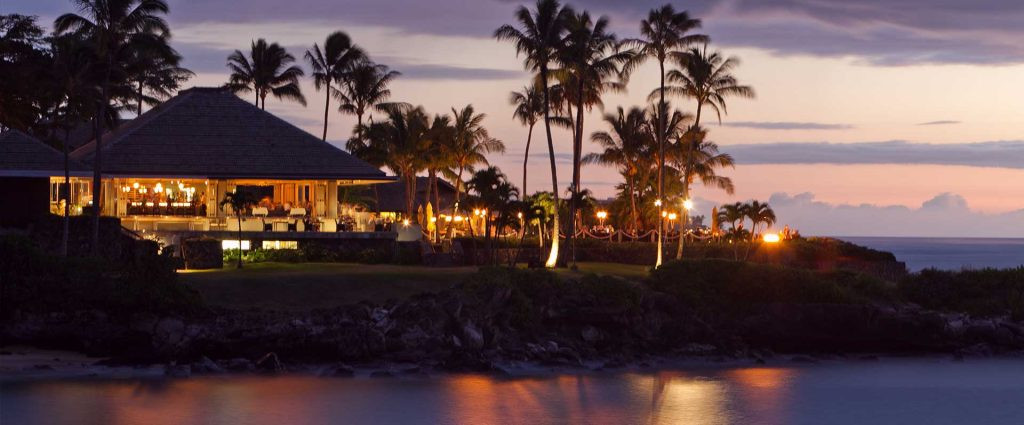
3,360,1024,425
838,237,1024,272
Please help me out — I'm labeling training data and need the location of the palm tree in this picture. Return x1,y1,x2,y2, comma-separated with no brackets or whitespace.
745,200,776,242
663,45,755,132
509,84,543,196
226,39,306,110
584,106,652,232
220,191,258,269
124,39,192,116
494,0,573,268
626,4,706,268
356,104,431,220
468,166,519,264
423,113,453,241
557,10,632,266
338,61,400,141
671,127,735,259
441,105,505,238
55,0,172,253
304,31,366,141
50,34,97,257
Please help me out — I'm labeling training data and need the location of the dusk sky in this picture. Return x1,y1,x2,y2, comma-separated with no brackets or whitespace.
11,0,1024,236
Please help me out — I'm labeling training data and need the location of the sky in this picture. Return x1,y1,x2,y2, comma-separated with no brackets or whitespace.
8,0,1024,236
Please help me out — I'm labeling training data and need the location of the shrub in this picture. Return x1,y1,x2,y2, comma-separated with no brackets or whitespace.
899,267,1024,319
647,259,894,316
0,234,202,319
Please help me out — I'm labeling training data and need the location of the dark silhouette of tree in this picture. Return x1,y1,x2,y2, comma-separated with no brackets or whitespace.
227,38,306,110
304,31,365,141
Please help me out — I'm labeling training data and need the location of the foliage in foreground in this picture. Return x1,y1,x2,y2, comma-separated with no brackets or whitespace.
647,259,895,316
0,235,202,319
900,267,1024,320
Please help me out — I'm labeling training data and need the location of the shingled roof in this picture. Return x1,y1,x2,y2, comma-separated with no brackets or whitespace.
0,129,89,177
71,87,392,181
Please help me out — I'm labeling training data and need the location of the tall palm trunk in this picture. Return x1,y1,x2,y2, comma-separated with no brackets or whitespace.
90,57,112,255
540,65,560,268
61,125,71,257
655,59,666,267
236,214,244,269
569,79,585,267
444,166,465,240
405,174,416,221
321,86,330,141
521,122,535,239
676,102,704,259
137,80,144,116
521,122,534,199
628,177,638,233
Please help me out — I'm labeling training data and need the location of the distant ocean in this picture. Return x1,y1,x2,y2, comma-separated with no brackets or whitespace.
838,237,1024,272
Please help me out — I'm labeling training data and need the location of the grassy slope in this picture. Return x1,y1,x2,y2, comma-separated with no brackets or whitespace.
180,262,650,311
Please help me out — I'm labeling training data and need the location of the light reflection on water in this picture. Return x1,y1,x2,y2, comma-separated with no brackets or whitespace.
3,360,1024,424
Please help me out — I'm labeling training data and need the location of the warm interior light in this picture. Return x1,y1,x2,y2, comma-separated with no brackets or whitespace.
668,213,677,220
154,183,163,193
683,199,694,210
596,211,607,219
454,216,464,222
654,199,662,207
763,233,781,243
661,211,668,218
402,219,410,227
517,212,523,219
132,182,139,189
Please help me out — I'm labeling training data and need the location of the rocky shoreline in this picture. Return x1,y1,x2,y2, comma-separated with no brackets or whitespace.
4,279,1024,380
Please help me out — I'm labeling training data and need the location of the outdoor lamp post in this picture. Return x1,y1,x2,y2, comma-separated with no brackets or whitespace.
682,199,694,211
596,210,607,226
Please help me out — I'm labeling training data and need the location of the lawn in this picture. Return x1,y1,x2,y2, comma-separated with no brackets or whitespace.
180,263,477,311
179,262,650,311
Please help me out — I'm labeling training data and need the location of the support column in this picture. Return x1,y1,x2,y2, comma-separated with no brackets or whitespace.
327,180,338,219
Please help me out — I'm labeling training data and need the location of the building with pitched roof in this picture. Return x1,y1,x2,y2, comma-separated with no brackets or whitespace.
4,87,396,241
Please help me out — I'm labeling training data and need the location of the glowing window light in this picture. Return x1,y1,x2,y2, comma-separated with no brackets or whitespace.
222,240,251,250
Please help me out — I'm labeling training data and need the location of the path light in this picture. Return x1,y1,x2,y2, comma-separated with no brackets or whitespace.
682,199,694,211
763,233,781,243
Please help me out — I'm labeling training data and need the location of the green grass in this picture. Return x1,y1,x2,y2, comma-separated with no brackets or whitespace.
179,261,651,311
557,262,650,281
180,262,477,311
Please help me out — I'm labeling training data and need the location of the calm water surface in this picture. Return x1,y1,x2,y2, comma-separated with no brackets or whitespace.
838,237,1024,271
3,360,1024,424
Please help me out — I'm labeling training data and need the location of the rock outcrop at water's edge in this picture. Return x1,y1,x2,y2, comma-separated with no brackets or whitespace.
4,282,1024,375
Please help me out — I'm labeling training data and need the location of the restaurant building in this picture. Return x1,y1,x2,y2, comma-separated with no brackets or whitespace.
2,87,398,247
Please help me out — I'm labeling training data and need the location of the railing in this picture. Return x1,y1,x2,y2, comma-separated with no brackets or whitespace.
558,229,717,242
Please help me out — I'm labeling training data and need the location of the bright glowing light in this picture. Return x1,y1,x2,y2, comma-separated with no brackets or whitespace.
683,199,694,210
444,216,453,222
132,182,139,189
763,233,781,243
473,209,481,216
661,211,668,218
222,240,250,250
454,216,464,222
596,211,607,219
668,213,677,220
654,199,662,207
430,217,437,223
517,212,523,219
402,219,410,227
154,183,163,193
